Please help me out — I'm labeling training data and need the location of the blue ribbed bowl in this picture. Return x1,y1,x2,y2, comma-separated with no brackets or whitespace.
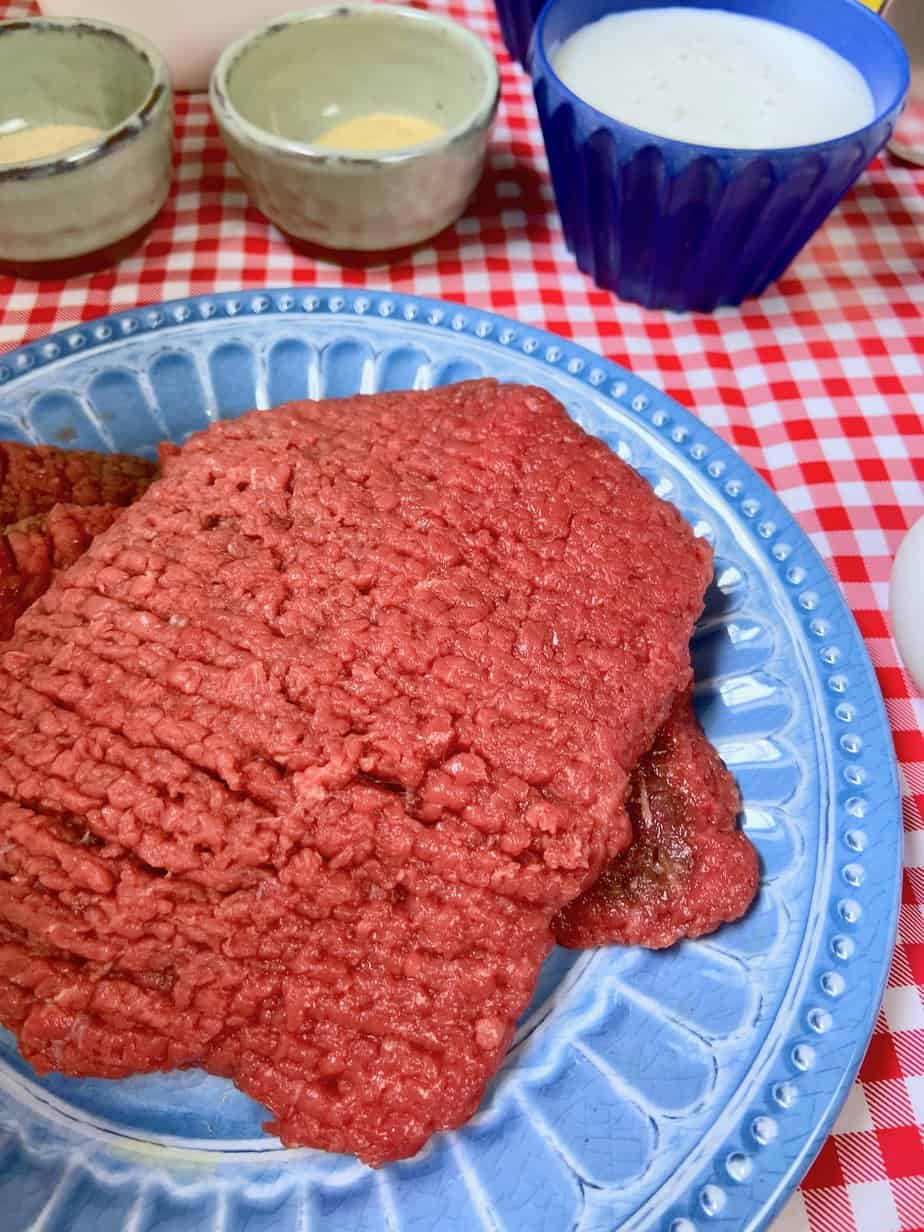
530,0,909,312
494,0,542,66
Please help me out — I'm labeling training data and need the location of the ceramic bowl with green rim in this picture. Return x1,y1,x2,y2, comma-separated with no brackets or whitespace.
210,4,500,257
0,17,173,279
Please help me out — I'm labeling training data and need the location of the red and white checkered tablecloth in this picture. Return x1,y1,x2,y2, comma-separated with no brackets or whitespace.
1,1,922,1227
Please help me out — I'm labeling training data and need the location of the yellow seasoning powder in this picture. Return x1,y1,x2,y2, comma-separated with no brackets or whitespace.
313,112,444,152
0,124,104,166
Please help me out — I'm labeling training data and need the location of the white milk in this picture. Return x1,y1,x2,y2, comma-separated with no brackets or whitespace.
553,8,875,149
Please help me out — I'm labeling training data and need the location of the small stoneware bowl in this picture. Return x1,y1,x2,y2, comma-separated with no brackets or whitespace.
0,17,173,279
210,4,500,257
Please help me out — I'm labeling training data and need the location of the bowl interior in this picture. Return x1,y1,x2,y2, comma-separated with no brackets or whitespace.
536,0,909,127
0,23,154,145
224,7,493,147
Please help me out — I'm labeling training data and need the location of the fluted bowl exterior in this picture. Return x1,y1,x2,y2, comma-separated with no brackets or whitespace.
530,0,909,311
494,0,543,66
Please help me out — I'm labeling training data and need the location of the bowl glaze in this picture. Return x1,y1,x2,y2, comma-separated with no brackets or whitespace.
0,17,173,277
210,4,499,256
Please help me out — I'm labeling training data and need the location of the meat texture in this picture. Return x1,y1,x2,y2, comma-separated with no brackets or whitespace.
0,504,124,640
0,466,757,952
0,496,757,952
554,692,758,949
0,500,758,947
0,441,155,524
0,381,711,1164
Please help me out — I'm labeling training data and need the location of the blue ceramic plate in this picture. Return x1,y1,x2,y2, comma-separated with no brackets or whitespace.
0,289,900,1232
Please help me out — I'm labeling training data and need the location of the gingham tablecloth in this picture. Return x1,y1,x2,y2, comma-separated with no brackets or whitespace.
1,1,923,1227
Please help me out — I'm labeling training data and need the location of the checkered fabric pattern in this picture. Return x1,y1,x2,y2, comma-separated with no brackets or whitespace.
893,98,924,166
1,1,922,1227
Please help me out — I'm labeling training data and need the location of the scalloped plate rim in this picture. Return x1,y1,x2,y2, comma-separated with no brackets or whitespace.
0,287,902,1232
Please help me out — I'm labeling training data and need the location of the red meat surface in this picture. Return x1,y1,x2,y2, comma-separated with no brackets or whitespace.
0,441,155,525
554,692,758,949
0,381,711,1164
0,502,757,950
0,504,124,640
0,499,757,954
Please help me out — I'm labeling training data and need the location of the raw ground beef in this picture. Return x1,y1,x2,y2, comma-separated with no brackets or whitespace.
0,498,757,949
0,380,712,1164
0,501,756,953
0,504,125,640
554,692,758,949
0,441,155,525
0,440,755,957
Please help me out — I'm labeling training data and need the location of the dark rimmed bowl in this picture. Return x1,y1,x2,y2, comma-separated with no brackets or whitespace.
0,17,173,279
210,4,499,257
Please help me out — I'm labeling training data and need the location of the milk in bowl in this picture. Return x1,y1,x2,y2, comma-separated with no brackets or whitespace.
553,7,875,149
530,0,907,309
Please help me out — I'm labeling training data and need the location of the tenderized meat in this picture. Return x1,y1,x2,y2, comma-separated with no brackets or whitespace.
0,498,758,954
0,504,125,640
0,444,156,640
0,380,712,1165
0,436,755,955
0,441,155,524
0,501,758,945
0,505,758,951
554,691,758,949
